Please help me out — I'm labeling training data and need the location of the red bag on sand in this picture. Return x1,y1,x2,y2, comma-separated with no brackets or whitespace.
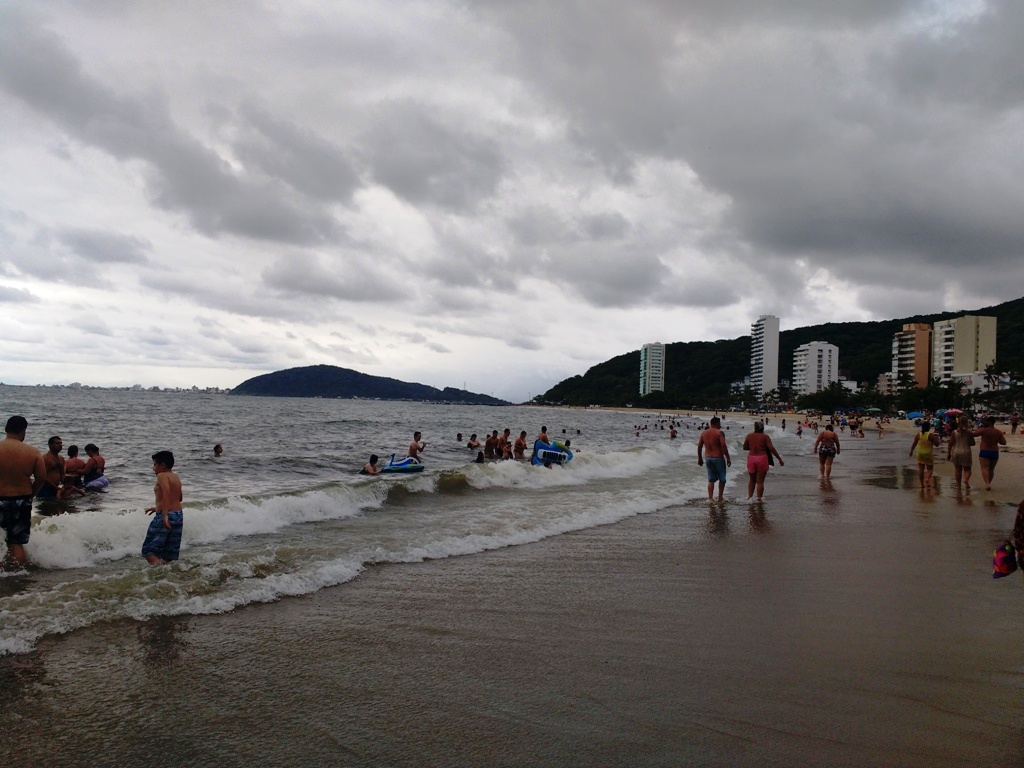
993,539,1018,579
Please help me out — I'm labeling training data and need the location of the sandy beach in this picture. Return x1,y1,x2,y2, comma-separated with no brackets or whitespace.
3,419,1024,767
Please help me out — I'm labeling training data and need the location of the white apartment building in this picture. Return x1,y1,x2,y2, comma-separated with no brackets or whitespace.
792,341,839,396
639,342,666,397
931,315,996,383
750,315,780,396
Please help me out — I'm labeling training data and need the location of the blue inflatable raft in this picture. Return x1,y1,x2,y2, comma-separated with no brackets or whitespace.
380,454,425,474
530,440,572,467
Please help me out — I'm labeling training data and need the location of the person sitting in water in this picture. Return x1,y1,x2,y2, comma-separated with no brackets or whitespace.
513,431,528,460
467,434,481,449
213,444,223,457
83,443,106,485
64,445,86,486
474,451,485,464
361,454,381,475
58,479,86,501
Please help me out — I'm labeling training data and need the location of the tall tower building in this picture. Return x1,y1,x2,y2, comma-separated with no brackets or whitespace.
639,342,666,397
750,315,780,396
931,315,996,382
792,341,839,396
891,323,932,389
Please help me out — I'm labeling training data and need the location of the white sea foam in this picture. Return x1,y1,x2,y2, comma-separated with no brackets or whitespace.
26,485,387,570
0,406,713,657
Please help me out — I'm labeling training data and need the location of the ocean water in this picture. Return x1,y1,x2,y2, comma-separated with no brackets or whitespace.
0,386,803,656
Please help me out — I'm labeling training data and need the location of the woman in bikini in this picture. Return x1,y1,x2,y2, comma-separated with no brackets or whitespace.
813,423,841,479
741,421,784,501
946,416,975,490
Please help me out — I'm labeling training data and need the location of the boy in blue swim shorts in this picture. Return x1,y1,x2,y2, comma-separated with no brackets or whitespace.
142,450,184,565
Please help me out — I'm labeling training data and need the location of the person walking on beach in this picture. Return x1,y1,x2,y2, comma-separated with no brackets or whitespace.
0,416,46,569
142,450,184,565
909,423,941,489
742,421,784,500
697,416,731,502
37,435,66,499
408,432,427,462
947,416,975,490
975,416,1006,491
813,424,840,479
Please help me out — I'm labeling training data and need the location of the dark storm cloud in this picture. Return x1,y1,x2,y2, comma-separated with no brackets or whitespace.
883,0,1024,110
0,16,340,246
56,228,150,263
0,285,38,303
362,101,505,210
262,253,409,303
475,0,1024,310
229,102,362,203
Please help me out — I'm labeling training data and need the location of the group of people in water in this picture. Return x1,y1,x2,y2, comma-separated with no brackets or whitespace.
361,426,577,474
0,414,182,570
0,416,109,569
36,434,106,500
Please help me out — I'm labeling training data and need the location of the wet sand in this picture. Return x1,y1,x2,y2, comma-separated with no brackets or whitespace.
3,434,1024,767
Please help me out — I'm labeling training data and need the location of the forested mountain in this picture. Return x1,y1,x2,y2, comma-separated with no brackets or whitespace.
231,365,509,405
541,296,1024,408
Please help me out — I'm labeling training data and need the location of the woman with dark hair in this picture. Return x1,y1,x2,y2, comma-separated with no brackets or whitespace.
813,424,841,479
741,421,784,500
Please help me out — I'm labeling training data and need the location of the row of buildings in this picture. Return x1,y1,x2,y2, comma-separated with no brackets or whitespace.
885,315,997,393
639,313,998,399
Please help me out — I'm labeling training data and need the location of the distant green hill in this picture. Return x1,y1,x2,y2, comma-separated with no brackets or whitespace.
231,364,509,405
541,296,1024,407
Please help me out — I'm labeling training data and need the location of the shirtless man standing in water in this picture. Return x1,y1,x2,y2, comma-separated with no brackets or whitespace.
408,432,427,463
0,416,46,569
697,417,732,502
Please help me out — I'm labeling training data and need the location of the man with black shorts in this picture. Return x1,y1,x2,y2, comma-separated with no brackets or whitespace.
0,416,46,569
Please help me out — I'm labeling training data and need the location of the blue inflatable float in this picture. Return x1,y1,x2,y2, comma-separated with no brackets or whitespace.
380,454,425,474
530,440,572,467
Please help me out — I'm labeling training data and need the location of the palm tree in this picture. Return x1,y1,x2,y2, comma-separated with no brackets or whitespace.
984,363,1000,393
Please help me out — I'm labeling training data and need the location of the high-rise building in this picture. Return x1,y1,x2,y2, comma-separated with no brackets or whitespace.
639,342,666,397
792,341,839,396
931,315,996,383
891,323,932,389
750,315,780,396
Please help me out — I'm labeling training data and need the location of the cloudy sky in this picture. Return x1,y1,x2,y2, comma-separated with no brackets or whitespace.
1,0,1022,401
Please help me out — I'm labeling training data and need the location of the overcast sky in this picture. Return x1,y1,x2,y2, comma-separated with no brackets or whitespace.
1,0,1022,401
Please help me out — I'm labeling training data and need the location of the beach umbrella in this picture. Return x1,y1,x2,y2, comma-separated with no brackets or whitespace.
866,407,882,413
906,411,924,419
945,408,964,415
